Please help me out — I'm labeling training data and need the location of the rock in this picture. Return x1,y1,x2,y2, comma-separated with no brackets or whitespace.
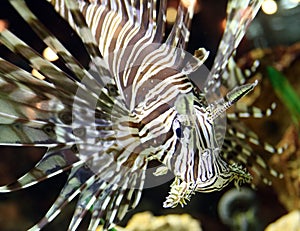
265,210,300,231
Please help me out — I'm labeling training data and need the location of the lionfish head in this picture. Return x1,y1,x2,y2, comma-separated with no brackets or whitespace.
163,81,257,208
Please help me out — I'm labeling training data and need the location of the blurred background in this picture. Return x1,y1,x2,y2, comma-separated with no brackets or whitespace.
0,0,299,230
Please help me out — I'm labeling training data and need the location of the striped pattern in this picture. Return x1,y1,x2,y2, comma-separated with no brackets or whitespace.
227,102,277,119
0,0,284,230
205,0,264,95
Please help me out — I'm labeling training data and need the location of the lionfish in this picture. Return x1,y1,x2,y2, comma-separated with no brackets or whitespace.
0,0,284,230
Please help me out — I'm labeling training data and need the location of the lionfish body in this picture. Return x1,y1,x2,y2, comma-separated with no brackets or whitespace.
0,0,282,230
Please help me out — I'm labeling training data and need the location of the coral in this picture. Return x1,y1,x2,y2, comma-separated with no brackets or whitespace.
270,125,300,211
105,212,202,231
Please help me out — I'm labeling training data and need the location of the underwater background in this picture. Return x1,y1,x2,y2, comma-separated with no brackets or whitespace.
0,0,299,230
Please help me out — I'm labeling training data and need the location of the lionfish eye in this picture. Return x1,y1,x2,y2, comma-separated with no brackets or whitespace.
174,119,183,138
176,127,183,138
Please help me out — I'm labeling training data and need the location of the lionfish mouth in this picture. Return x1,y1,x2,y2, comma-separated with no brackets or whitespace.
163,176,197,208
163,159,253,209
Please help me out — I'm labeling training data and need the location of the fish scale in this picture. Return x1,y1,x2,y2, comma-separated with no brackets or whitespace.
0,0,284,230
